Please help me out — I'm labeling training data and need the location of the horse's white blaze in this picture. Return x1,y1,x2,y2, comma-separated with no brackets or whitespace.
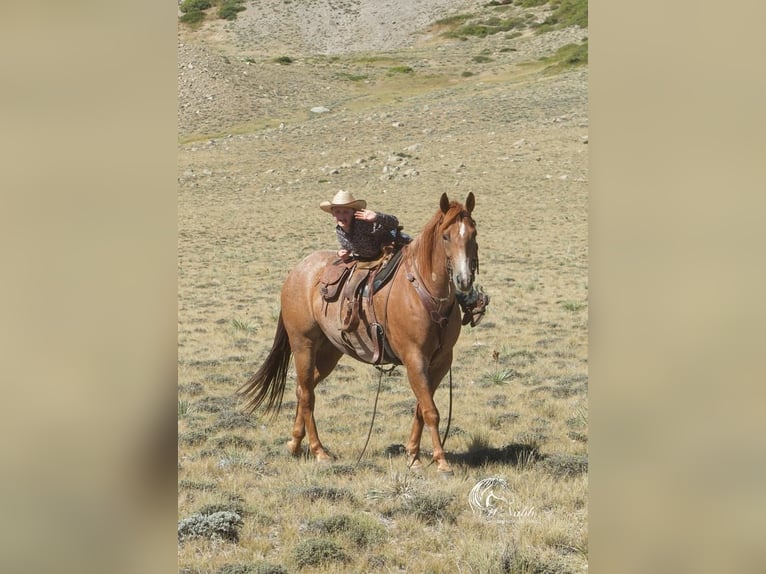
454,249,472,290
459,221,466,238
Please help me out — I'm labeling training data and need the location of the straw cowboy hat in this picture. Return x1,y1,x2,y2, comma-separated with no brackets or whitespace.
319,190,367,213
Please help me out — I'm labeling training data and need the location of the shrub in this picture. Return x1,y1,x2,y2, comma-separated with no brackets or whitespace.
450,24,490,38
178,511,243,542
179,381,204,395
219,0,246,21
498,543,574,574
292,538,350,568
195,395,237,414
196,499,246,518
179,0,247,22
274,56,293,65
539,453,588,477
337,72,368,82
178,479,217,491
481,368,520,385
306,513,387,548
178,430,208,446
540,40,588,73
179,0,212,13
433,14,472,27
446,15,526,39
552,0,588,28
535,0,588,33
178,398,192,417
403,491,457,524
563,40,588,65
211,410,258,431
217,563,287,574
212,435,254,450
319,463,357,476
294,485,355,503
179,10,206,24
387,66,413,75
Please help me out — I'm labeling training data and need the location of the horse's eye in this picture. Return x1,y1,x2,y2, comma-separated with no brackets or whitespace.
442,233,449,241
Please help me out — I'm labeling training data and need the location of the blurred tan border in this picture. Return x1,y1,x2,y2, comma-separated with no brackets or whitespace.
0,2,178,574
590,1,766,572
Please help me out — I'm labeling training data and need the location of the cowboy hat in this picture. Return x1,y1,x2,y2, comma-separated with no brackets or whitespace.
319,190,367,213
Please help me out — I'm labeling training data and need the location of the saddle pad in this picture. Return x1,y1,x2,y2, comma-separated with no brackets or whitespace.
365,247,405,297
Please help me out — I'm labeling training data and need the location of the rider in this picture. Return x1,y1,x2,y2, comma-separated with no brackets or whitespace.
319,189,400,262
320,190,489,327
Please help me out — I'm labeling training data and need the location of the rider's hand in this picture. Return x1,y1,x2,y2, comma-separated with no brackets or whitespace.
354,209,377,222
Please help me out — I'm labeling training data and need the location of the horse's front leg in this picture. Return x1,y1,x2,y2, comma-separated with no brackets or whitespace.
404,360,453,475
405,403,425,471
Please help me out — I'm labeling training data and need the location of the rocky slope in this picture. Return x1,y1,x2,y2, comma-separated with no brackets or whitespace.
177,0,587,141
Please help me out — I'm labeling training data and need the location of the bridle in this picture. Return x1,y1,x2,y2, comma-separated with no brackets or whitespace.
404,254,454,328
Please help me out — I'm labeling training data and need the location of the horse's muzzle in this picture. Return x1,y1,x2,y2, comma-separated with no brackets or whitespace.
454,272,474,293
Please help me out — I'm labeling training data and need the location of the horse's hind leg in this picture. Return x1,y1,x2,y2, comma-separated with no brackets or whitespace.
288,339,342,462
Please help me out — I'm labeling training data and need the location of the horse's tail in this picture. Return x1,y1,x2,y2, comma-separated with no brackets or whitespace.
237,312,292,418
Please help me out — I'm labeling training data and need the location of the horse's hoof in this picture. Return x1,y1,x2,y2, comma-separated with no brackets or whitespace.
287,441,302,457
438,468,455,479
407,459,424,474
315,449,336,464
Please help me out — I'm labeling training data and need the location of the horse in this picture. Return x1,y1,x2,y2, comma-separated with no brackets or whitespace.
237,192,480,475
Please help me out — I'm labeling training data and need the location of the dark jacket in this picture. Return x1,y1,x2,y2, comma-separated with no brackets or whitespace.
336,212,399,259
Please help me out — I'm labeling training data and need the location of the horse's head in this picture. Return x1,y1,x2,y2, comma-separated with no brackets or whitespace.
439,192,479,293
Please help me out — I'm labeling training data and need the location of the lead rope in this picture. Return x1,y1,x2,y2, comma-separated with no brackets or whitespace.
355,364,395,466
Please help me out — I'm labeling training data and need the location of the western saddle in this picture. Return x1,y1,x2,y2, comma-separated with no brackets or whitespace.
319,230,410,365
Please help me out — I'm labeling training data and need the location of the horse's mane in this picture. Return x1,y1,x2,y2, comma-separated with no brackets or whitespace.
411,200,467,278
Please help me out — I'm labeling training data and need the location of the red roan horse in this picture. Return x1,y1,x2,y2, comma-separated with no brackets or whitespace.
238,193,480,475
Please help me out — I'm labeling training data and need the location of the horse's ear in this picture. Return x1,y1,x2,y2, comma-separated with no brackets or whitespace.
465,192,475,214
440,193,450,213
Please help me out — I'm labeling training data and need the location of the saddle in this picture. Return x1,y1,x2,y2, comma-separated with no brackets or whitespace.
319,247,406,364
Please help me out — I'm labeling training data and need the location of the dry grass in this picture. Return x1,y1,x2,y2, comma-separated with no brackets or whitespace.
178,174,588,572
179,1,587,572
